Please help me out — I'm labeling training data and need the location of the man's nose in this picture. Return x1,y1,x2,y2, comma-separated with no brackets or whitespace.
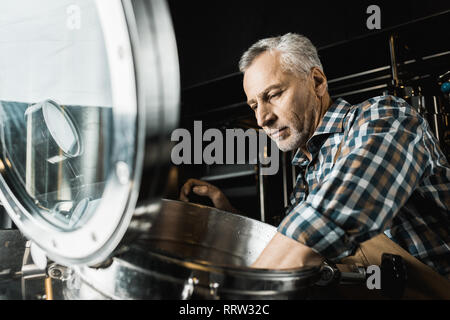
256,104,276,128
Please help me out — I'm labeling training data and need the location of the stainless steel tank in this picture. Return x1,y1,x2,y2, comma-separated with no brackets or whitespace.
0,0,323,300
62,199,321,300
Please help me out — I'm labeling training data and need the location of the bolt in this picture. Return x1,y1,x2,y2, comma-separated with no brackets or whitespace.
115,161,130,185
50,268,62,278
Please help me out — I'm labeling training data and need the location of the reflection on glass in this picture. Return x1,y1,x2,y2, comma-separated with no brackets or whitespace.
0,0,114,231
0,100,113,230
42,101,81,158
25,100,82,165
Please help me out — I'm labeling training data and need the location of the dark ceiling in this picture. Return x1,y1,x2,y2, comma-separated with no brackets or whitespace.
167,0,450,89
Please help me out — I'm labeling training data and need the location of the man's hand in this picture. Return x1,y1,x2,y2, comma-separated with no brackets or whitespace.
251,232,324,269
179,178,239,213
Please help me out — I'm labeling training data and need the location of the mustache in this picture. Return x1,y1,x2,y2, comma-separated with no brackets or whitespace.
266,126,287,135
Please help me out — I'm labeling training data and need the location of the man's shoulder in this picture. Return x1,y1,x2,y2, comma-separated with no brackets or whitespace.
347,95,420,124
356,95,411,112
357,95,409,108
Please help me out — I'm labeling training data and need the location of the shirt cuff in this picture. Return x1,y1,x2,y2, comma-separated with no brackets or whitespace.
277,202,357,261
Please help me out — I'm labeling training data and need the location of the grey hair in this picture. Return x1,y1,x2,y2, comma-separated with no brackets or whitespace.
239,33,323,77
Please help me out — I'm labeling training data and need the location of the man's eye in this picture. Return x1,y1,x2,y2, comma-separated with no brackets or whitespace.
250,104,258,111
269,91,282,100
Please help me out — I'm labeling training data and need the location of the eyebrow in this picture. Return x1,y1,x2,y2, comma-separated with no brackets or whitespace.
247,84,283,106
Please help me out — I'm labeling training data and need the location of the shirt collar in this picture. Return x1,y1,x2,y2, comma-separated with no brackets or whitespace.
291,97,353,166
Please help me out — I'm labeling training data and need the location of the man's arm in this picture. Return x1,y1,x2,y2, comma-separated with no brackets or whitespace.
251,232,324,269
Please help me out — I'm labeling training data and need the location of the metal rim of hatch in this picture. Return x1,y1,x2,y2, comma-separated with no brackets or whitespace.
0,0,180,266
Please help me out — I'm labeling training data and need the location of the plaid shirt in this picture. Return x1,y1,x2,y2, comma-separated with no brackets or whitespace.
278,95,450,278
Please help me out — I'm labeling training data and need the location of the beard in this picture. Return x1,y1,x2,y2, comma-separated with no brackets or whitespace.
268,127,306,152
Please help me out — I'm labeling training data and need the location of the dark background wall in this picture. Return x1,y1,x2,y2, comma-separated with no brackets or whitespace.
166,0,450,223
168,0,450,89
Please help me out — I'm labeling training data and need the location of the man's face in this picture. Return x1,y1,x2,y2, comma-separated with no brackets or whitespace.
243,51,322,152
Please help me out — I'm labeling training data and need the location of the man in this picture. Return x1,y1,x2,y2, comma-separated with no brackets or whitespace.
180,33,450,282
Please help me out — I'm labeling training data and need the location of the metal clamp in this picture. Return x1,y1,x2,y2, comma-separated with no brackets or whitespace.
209,282,220,298
47,263,73,281
316,263,341,286
181,276,198,300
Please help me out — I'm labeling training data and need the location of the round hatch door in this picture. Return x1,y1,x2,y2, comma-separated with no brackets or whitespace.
0,0,180,266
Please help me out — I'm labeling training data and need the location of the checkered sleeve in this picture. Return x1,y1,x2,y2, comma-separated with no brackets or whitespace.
278,98,430,261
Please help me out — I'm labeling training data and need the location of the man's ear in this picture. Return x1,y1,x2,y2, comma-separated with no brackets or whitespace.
311,67,328,97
